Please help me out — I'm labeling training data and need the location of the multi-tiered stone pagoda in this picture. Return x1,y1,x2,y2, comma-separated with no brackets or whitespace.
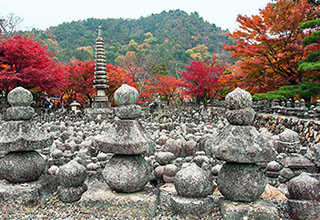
93,26,108,108
85,26,113,120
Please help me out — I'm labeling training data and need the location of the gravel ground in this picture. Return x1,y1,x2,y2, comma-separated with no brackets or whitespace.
0,185,294,220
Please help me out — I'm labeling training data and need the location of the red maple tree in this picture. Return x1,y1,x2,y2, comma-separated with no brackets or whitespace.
181,56,224,104
0,35,66,96
144,74,183,105
63,59,95,105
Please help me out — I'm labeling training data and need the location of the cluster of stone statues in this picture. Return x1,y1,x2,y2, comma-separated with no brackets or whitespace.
254,99,320,119
0,85,319,220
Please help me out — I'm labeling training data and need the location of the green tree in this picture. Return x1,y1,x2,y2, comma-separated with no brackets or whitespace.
298,18,320,72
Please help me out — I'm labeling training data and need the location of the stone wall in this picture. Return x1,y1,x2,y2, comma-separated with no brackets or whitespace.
254,113,320,147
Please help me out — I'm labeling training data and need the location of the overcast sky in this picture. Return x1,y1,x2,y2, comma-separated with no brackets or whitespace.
2,0,272,32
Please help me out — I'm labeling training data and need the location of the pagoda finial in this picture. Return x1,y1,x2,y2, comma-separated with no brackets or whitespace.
98,26,102,37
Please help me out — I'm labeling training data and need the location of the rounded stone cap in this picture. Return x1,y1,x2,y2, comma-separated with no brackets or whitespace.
57,160,87,187
266,160,282,172
287,172,320,201
7,87,33,107
114,84,139,106
225,88,252,110
174,163,215,198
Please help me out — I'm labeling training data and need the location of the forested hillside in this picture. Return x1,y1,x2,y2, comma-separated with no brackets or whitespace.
26,10,233,75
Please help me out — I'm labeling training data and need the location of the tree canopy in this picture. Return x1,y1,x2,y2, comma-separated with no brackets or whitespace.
223,0,319,93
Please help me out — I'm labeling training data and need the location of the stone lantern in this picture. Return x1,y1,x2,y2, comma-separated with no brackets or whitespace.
70,100,81,114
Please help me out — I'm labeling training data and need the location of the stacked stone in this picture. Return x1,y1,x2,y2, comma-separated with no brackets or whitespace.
51,148,64,165
93,26,108,108
80,84,158,218
57,160,87,203
265,160,282,179
171,163,215,218
208,88,278,219
0,87,57,209
163,164,178,183
98,84,151,192
287,172,320,220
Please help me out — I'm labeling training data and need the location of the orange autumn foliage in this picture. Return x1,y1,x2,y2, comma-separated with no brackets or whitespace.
223,0,320,93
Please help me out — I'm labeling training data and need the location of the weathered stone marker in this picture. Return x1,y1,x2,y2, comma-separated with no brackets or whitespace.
171,162,215,218
0,87,57,210
287,172,320,220
80,84,158,218
57,160,87,203
207,88,279,220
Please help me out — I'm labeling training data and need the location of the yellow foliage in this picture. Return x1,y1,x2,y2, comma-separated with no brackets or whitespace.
128,40,138,47
186,44,210,60
144,32,153,38
115,55,125,65
190,53,203,61
47,38,59,46
77,46,94,55
137,43,150,51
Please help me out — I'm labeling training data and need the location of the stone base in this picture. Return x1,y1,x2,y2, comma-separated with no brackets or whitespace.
219,199,279,220
85,107,113,120
170,195,214,218
80,182,159,218
93,96,110,108
288,199,320,220
0,175,58,212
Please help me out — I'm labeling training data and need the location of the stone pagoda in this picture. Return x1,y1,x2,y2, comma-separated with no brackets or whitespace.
0,87,57,211
207,88,279,219
93,26,108,108
80,84,158,218
85,26,112,120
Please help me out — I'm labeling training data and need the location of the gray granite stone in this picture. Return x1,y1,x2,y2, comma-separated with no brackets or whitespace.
0,175,57,211
0,120,53,152
225,87,252,110
164,164,178,177
218,163,266,202
276,129,300,154
225,107,255,125
0,151,46,183
114,84,139,105
287,172,320,201
103,154,151,193
220,199,279,220
154,165,165,179
5,106,35,120
155,152,175,165
58,184,87,203
94,120,152,155
283,155,315,170
7,87,33,107
170,195,214,218
288,200,320,220
80,182,159,218
115,104,142,119
174,163,215,198
57,160,87,187
266,160,282,172
209,125,276,163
